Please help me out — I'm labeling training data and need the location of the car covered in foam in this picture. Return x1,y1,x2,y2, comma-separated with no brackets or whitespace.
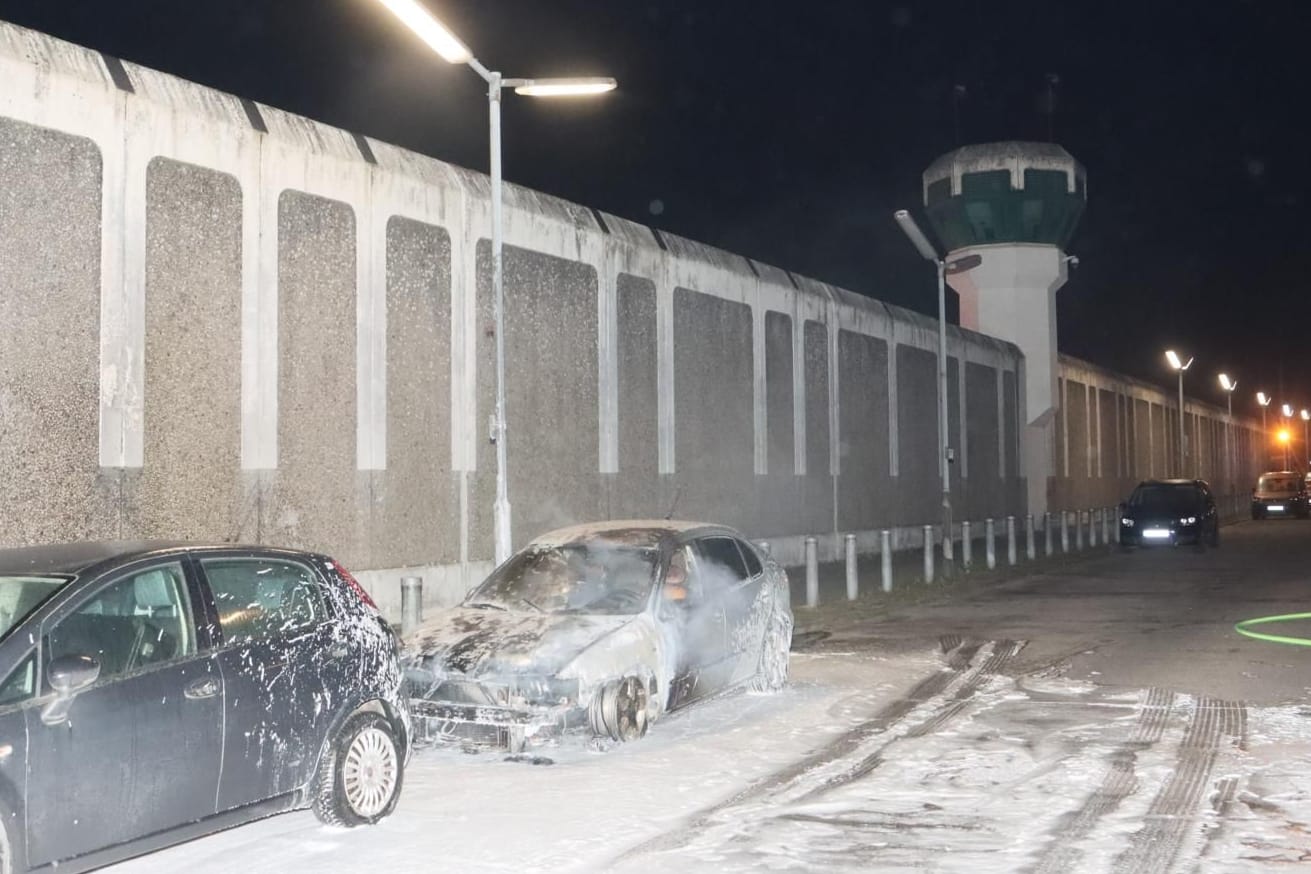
402,521,792,749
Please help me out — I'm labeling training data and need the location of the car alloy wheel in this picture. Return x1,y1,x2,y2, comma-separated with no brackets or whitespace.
589,676,649,742
343,726,399,818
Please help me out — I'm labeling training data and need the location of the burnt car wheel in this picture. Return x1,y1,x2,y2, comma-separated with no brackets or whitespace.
313,712,404,827
589,676,649,742
749,609,792,693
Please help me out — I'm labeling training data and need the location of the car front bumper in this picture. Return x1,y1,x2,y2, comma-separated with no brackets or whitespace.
408,696,586,749
1121,523,1201,546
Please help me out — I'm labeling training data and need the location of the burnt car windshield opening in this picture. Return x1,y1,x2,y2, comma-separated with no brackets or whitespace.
467,544,658,615
1127,485,1202,515
1258,474,1300,493
0,575,70,641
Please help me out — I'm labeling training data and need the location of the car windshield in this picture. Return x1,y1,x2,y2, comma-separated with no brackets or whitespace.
1127,484,1200,515
467,544,658,616
0,575,69,641
1259,475,1300,493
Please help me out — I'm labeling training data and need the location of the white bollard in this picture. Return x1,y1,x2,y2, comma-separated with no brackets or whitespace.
985,518,997,570
1075,511,1085,550
1101,508,1111,545
1006,515,1017,566
401,576,423,637
962,521,973,570
1088,509,1098,547
1025,514,1036,561
881,529,893,593
755,539,771,556
923,524,935,583
845,534,858,601
1060,511,1070,553
805,536,819,607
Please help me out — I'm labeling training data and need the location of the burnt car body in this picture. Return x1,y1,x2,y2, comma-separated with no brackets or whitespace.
403,521,792,749
0,542,409,874
1118,479,1220,548
1250,471,1310,519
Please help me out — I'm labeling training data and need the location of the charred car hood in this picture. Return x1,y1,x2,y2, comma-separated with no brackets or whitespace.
406,608,633,678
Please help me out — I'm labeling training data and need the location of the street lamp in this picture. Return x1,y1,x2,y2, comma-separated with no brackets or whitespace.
893,209,982,560
1301,409,1309,472
378,0,616,564
1282,404,1295,469
1219,373,1237,497
1165,350,1193,476
1257,392,1271,468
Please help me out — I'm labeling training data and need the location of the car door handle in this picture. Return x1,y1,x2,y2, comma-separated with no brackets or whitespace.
184,677,221,700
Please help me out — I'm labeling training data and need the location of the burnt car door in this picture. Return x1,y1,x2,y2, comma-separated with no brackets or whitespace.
25,560,222,868
694,536,766,685
197,554,338,812
661,544,728,710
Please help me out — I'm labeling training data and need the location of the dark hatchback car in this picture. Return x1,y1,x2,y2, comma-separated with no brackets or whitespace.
1118,479,1220,548
0,542,409,874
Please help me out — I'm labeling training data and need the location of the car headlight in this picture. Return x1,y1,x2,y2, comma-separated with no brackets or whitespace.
508,675,580,706
1178,516,1197,525
1121,518,1134,527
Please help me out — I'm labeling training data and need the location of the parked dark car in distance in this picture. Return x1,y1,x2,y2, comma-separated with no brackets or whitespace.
1251,471,1310,519
0,541,410,874
1119,479,1220,548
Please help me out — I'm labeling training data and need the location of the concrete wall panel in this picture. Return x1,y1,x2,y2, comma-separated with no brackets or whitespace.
0,118,113,546
140,158,242,541
765,311,794,477
837,330,890,529
896,344,939,523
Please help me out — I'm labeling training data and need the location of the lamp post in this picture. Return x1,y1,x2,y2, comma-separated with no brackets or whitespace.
1282,404,1295,469
893,210,982,560
377,0,616,564
1301,409,1309,472
1257,392,1271,470
1219,373,1236,498
1165,350,1193,477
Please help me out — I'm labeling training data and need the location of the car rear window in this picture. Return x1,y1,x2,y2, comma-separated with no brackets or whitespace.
1259,475,1300,492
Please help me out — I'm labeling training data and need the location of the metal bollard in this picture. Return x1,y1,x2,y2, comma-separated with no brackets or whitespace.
985,518,997,570
1075,511,1085,550
1045,512,1054,557
1101,508,1111,545
1006,515,1017,566
845,534,858,601
804,536,819,608
1088,509,1098,548
1112,507,1121,543
1060,511,1070,553
923,524,935,583
401,576,423,637
755,539,771,556
962,521,973,570
881,529,893,593
1025,514,1036,561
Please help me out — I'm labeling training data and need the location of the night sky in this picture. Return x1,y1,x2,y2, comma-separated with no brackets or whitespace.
3,0,1308,413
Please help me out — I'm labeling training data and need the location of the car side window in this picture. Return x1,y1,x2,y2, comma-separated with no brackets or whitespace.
0,652,36,707
738,539,763,577
45,562,195,683
696,537,750,585
201,558,326,645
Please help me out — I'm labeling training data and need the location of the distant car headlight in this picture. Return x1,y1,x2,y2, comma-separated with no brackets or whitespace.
1178,516,1197,525
1121,518,1134,527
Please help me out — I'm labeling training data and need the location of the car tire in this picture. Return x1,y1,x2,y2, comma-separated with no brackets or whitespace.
589,676,650,743
312,711,404,828
748,608,793,694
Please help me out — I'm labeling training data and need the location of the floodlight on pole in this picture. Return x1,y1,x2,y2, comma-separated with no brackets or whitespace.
377,0,615,565
893,209,981,567
1165,350,1193,476
1257,391,1271,464
1219,373,1237,497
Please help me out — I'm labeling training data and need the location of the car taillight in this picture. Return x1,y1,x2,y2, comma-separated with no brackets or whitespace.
332,561,380,614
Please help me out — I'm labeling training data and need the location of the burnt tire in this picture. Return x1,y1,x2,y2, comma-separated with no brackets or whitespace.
748,608,793,693
312,712,404,828
588,676,649,742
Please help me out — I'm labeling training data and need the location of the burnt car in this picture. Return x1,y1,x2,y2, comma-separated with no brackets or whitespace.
0,542,409,874
1251,471,1310,519
403,521,792,750
1118,479,1220,548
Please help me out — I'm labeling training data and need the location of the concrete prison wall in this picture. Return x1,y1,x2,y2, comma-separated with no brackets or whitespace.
0,21,1034,611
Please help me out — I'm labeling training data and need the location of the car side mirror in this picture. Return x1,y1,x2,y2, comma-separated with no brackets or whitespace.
41,654,100,726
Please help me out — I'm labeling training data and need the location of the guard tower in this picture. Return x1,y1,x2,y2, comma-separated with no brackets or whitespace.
922,142,1086,517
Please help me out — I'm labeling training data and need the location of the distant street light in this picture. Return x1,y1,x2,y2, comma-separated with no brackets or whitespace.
377,0,616,564
1165,350,1193,476
1219,373,1237,496
894,209,982,560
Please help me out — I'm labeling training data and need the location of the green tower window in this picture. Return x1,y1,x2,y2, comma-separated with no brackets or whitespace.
1023,168,1072,195
926,177,953,206
961,170,1012,195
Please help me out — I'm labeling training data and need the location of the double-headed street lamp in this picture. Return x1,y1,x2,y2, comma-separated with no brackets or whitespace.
378,0,616,564
893,210,982,559
1282,404,1296,469
1219,373,1237,494
1165,350,1192,476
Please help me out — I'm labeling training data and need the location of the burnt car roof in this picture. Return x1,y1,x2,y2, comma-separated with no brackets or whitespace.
528,520,737,550
0,541,321,577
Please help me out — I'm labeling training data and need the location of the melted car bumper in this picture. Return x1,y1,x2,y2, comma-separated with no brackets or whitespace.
408,697,583,748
